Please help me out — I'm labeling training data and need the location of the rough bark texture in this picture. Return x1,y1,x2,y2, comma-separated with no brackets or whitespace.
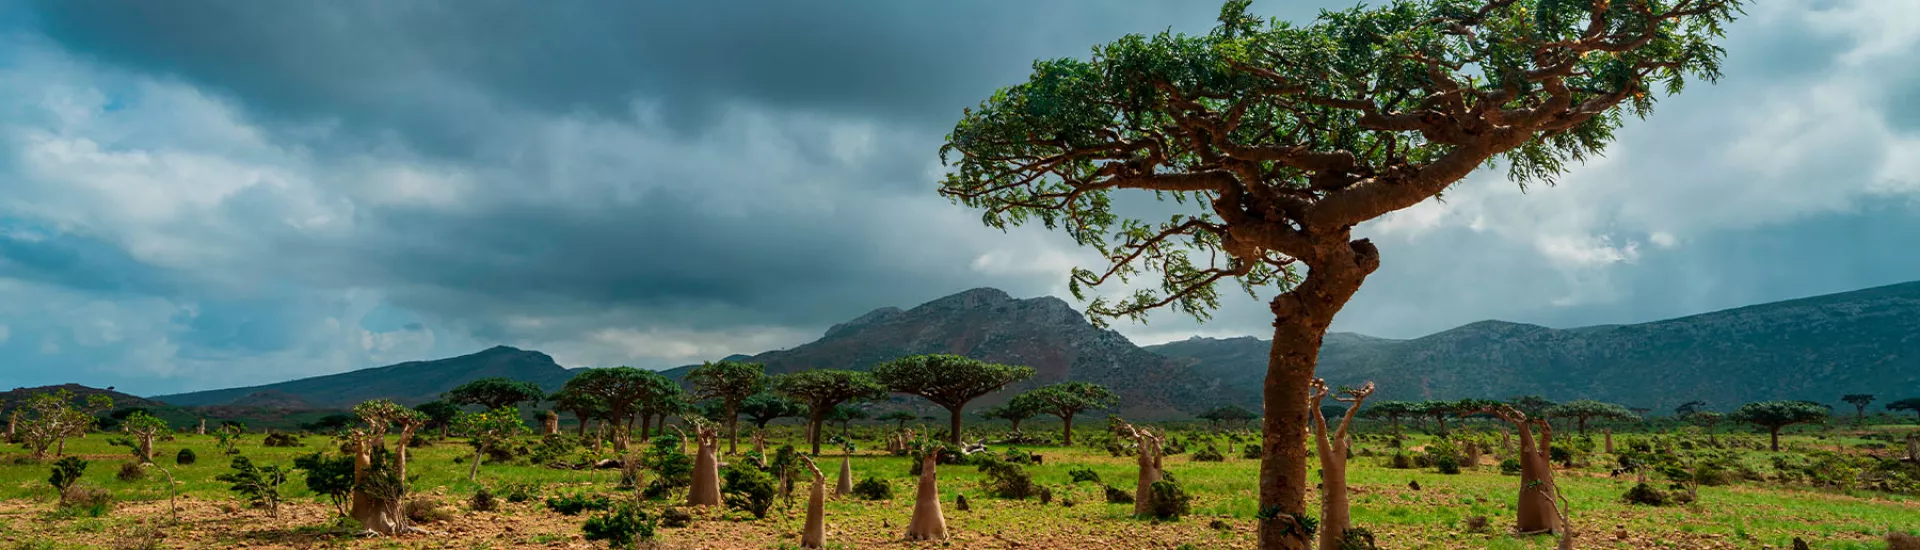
1513,418,1560,534
801,457,827,548
1309,379,1374,550
687,424,722,506
1768,427,1782,452
947,406,965,446
541,411,559,436
349,424,419,536
1116,421,1165,517
835,455,853,497
905,452,948,540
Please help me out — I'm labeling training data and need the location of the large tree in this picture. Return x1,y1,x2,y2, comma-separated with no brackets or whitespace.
413,400,462,438
685,361,768,454
1730,401,1828,452
1889,398,1920,422
739,392,808,429
549,389,608,439
1014,382,1119,446
1545,400,1637,434
980,400,1042,434
561,367,675,450
443,377,545,410
1841,394,1875,425
936,0,1738,546
773,370,888,455
873,355,1036,445
1198,404,1260,431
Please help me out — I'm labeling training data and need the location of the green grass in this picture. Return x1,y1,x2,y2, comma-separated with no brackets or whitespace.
0,426,1913,548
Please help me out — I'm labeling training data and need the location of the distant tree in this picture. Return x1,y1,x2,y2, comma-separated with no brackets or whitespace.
824,405,871,437
1673,400,1709,418
454,406,529,481
980,400,1041,434
1014,382,1118,446
1841,394,1876,424
1889,398,1920,422
1418,400,1469,434
773,370,888,455
119,411,168,463
1506,395,1557,418
1730,401,1829,452
550,388,609,439
1198,404,1259,431
18,389,113,458
635,381,689,440
443,377,545,410
1685,411,1725,444
873,354,1036,445
739,393,808,429
302,413,358,434
685,361,767,454
1362,401,1420,435
561,367,675,450
412,401,462,437
1545,400,1638,434
878,410,920,431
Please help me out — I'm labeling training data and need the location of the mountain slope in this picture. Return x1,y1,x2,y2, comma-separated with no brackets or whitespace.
1147,280,1920,411
663,288,1210,417
151,346,576,408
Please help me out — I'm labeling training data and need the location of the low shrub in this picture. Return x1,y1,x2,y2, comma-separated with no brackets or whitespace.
1499,458,1523,476
660,506,692,528
722,465,777,519
262,433,302,448
1191,446,1225,462
116,461,146,482
1241,443,1263,460
1621,482,1671,506
405,496,455,524
1338,526,1379,550
470,486,498,512
1068,467,1101,484
981,460,1038,499
1387,453,1417,469
546,493,612,516
583,502,657,548
1145,479,1190,520
50,456,88,500
1102,484,1134,504
60,485,113,517
852,476,893,500
500,481,542,503
175,448,196,466
1434,454,1462,475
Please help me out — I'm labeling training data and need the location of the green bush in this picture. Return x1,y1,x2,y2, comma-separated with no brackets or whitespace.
1068,467,1101,484
1145,479,1191,520
641,435,693,500
1103,484,1133,504
722,465,778,519
49,456,88,500
582,502,657,548
1192,446,1225,462
262,433,302,448
470,486,498,512
1621,482,1671,506
214,456,289,516
660,506,692,528
1387,453,1417,469
1499,458,1523,476
1338,526,1380,550
981,460,1038,499
500,481,542,503
546,493,612,516
175,448,196,466
116,461,146,482
1241,443,1262,460
852,476,893,500
292,452,355,516
1434,454,1462,475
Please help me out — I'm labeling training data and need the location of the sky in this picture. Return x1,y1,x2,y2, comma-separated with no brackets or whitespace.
0,0,1916,396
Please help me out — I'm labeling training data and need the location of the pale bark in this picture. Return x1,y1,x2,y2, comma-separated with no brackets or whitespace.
1513,418,1559,534
349,421,421,536
196,418,205,436
687,423,722,506
801,457,827,548
541,411,559,436
835,454,853,497
1116,421,1165,517
1309,379,1374,550
1907,433,1917,462
904,451,948,540
1603,429,1613,454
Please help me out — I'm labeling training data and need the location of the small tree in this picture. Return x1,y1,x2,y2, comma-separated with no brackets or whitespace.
119,412,168,464
1685,411,1725,445
1888,398,1920,422
413,401,462,437
346,400,428,535
1197,404,1259,431
1014,382,1118,446
1363,401,1420,436
215,456,289,517
825,405,870,438
49,456,87,503
980,401,1041,434
292,451,356,517
1545,400,1638,434
1673,400,1709,418
1112,419,1166,518
455,406,530,481
739,393,808,430
214,423,245,455
773,370,887,455
444,377,545,410
1308,380,1374,550
874,355,1036,445
19,389,113,458
1842,394,1876,425
1470,403,1560,535
1730,401,1828,452
686,361,768,455
687,420,723,506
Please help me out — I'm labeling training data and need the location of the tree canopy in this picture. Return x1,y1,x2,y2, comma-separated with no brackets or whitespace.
1198,404,1259,429
1730,401,1829,452
738,393,808,429
561,367,677,449
873,354,1037,444
773,370,888,454
1545,400,1638,433
686,361,769,452
1013,381,1119,445
443,377,545,410
1888,398,1920,420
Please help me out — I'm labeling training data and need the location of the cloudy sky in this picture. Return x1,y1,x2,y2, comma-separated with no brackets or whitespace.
0,0,1916,396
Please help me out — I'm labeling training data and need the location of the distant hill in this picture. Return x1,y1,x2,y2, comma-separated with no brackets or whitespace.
151,346,576,408
660,288,1210,417
1148,280,1920,412
1,383,200,427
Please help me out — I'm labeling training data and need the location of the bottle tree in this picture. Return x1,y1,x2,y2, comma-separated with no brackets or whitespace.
873,354,1036,445
936,0,1740,545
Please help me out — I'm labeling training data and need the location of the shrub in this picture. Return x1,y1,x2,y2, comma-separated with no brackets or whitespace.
405,496,455,524
60,485,113,516
49,456,88,500
529,434,580,465
1622,482,1671,506
1145,479,1191,520
214,456,289,517
1068,467,1102,484
262,433,302,448
1102,484,1134,504
500,481,542,503
852,476,894,500
1549,446,1574,466
1241,443,1263,460
1464,515,1491,533
116,461,146,482
722,465,778,519
1434,455,1462,475
981,460,1038,499
1192,446,1225,462
546,493,612,516
641,435,692,500
1038,485,1053,505
174,448,196,466
1387,453,1417,469
1498,458,1523,476
583,502,657,549
1002,447,1035,465
470,486,499,512
292,452,355,516
660,506,692,528
1338,526,1379,550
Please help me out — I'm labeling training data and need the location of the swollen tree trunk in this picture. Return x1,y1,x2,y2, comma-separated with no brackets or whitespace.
351,425,420,535
542,411,559,436
688,425,722,506
137,434,155,464
1257,250,1372,550
1906,433,1917,462
1308,379,1373,550
802,458,827,548
835,454,853,497
1514,420,1559,534
196,418,205,435
905,452,947,540
1119,422,1164,518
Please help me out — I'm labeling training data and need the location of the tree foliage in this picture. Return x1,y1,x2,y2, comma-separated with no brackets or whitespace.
1197,404,1259,429
738,393,808,428
686,361,768,452
1014,382,1119,445
455,406,530,480
773,370,887,454
874,354,1036,444
1544,399,1638,432
1888,397,1920,420
17,389,114,458
444,377,545,410
561,367,677,447
1730,400,1828,452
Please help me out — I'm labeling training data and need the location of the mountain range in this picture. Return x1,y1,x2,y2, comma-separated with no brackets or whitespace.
136,280,1920,416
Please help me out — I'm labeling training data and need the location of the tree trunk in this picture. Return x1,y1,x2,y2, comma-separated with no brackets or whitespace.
1317,449,1350,550
1515,421,1559,534
688,427,722,506
542,411,559,436
1010,418,1023,434
575,414,589,438
905,453,947,540
835,454,853,497
809,410,826,456
947,406,964,446
1768,427,1781,452
351,427,419,536
1603,430,1613,455
803,469,827,548
1436,416,1448,435
1577,417,1588,435
1132,430,1163,517
469,447,483,481
640,413,653,442
1062,414,1076,446
1906,433,1917,462
727,403,740,455
196,418,205,435
138,435,154,464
